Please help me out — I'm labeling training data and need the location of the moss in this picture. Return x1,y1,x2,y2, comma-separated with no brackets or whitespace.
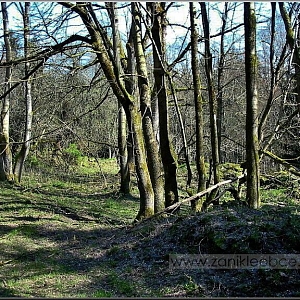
144,207,154,218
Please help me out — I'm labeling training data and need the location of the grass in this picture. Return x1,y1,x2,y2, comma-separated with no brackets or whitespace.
0,157,142,297
1,157,300,297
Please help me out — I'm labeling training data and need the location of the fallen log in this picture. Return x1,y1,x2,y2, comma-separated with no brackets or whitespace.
137,174,245,222
262,150,300,177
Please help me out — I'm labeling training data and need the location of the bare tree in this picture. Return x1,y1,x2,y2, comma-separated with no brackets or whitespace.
189,2,206,211
0,2,14,182
58,2,157,219
200,2,220,207
13,2,33,182
131,2,164,214
148,2,179,208
244,2,260,208
105,2,131,194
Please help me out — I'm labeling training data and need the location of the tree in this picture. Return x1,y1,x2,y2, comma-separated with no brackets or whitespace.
189,2,206,211
0,2,14,182
105,2,130,194
200,2,221,207
58,2,156,219
244,2,260,209
131,2,164,214
13,2,33,183
149,2,179,208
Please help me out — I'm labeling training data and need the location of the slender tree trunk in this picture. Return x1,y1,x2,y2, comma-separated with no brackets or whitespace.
131,2,164,213
167,75,192,189
149,2,179,208
244,2,260,209
125,37,135,179
13,2,33,183
106,2,131,194
258,2,276,142
118,101,130,194
0,2,14,182
189,2,206,211
217,2,228,162
200,2,220,206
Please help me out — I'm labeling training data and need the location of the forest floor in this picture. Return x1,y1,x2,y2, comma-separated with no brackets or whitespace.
1,157,300,297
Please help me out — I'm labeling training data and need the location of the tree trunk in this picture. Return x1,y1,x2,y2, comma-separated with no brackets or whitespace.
149,2,179,208
200,2,220,206
189,2,206,211
13,2,33,183
131,2,164,213
60,2,155,219
217,2,228,162
244,2,260,209
106,2,131,194
128,105,155,219
167,75,192,189
0,2,14,182
118,101,130,194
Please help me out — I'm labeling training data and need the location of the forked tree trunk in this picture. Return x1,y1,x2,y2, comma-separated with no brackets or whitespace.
131,2,164,213
0,2,14,182
149,2,179,208
244,2,260,208
127,105,155,219
60,2,155,219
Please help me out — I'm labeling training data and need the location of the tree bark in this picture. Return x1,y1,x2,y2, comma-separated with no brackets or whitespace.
189,2,206,211
13,2,33,183
0,2,14,182
106,2,131,194
131,2,164,213
217,2,228,162
167,74,192,189
149,2,179,208
200,2,220,206
244,2,260,209
60,2,155,218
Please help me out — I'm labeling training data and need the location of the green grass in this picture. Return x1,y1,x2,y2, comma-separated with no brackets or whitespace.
0,158,142,297
1,158,300,297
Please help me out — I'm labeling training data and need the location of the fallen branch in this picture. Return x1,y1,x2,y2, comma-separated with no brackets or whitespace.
262,150,300,177
138,174,245,222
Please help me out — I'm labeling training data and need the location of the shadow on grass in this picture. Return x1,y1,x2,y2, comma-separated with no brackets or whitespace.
0,287,17,297
1,186,300,297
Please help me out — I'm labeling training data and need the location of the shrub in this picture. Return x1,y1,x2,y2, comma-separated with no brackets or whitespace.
63,143,83,165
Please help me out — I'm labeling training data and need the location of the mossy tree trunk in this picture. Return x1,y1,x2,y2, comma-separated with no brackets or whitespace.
244,2,260,209
149,2,179,208
0,2,14,183
131,3,164,213
60,2,155,219
200,2,220,206
189,2,206,211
